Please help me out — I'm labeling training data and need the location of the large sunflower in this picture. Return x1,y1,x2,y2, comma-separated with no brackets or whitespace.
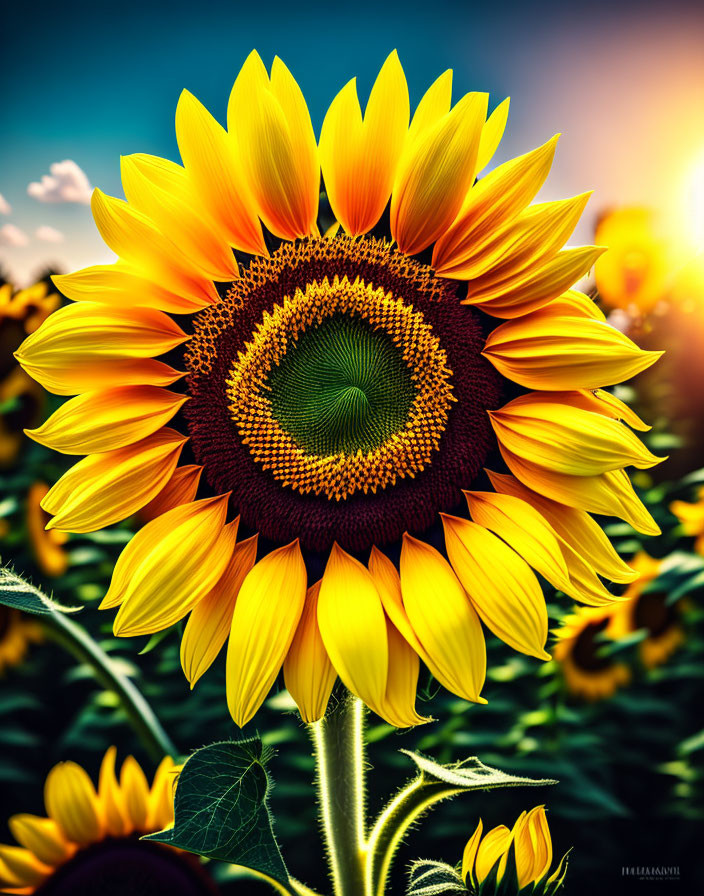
0,748,215,896
16,51,663,728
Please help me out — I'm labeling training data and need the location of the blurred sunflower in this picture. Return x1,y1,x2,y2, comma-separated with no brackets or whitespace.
594,208,670,316
670,487,704,555
26,482,69,578
16,51,663,728
608,552,684,669
0,280,59,466
0,606,42,675
553,606,630,701
462,806,567,894
0,748,214,896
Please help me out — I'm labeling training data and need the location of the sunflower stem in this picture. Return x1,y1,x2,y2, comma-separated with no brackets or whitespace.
310,694,368,896
41,610,176,763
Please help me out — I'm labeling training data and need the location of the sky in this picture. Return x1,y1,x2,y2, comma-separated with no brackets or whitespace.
1,0,703,285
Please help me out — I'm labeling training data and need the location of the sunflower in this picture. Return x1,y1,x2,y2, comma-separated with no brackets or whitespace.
16,51,663,729
0,280,58,467
607,552,684,669
462,806,566,894
0,748,213,896
594,208,670,315
670,487,704,555
0,606,42,675
552,606,630,701
26,482,69,578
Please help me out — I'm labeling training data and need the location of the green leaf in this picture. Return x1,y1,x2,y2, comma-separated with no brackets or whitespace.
0,564,80,614
145,739,291,891
407,860,467,895
401,751,557,791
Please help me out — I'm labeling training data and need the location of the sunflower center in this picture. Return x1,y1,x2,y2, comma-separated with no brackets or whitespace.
633,591,675,638
185,236,502,551
35,837,216,896
572,619,612,672
266,312,416,455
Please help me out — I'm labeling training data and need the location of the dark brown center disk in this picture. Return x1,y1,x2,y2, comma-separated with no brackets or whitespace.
185,237,502,554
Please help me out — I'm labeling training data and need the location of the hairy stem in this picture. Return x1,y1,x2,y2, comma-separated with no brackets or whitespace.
42,610,176,763
310,694,368,896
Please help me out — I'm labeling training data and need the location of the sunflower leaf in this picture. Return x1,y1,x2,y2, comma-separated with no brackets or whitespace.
0,564,81,614
407,860,467,895
144,738,291,890
401,750,558,791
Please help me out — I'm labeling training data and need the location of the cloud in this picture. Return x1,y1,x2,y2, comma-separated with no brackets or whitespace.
35,225,65,244
0,194,10,215
27,160,92,205
0,224,29,247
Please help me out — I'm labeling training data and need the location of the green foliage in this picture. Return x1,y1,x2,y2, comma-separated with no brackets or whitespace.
401,751,557,793
145,739,291,890
0,565,79,614
407,860,466,895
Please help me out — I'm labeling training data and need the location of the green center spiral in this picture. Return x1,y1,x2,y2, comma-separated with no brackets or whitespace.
265,313,416,456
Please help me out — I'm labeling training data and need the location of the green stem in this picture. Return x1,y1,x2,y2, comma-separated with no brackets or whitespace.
42,610,176,763
310,694,368,896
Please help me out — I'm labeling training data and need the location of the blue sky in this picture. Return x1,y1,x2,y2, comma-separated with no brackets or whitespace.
2,0,703,283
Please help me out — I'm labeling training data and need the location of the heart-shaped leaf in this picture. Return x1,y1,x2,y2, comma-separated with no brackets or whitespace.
145,739,291,890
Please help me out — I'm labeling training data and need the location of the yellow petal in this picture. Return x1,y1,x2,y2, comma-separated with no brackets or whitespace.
226,540,307,727
119,756,150,831
317,543,388,710
320,51,409,236
443,193,591,282
0,846,51,887
586,389,651,431
487,469,638,584
489,393,662,475
15,301,187,396
442,515,549,660
138,463,203,523
8,815,73,867
180,532,258,687
475,98,510,173
53,263,209,314
121,154,238,282
544,288,606,322
400,534,486,703
433,135,558,273
42,429,186,535
462,819,483,884
283,580,337,723
406,70,453,146
483,312,663,391
513,806,552,886
44,761,104,846
499,445,661,535
228,51,319,240
462,246,605,317
146,756,177,831
91,189,218,305
98,747,129,837
475,825,511,883
391,91,488,255
176,89,267,256
464,491,571,593
106,495,234,632
377,619,427,728
26,386,187,455
368,547,426,657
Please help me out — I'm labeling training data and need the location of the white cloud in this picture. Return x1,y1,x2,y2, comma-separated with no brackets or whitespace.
35,225,65,244
27,160,92,205
0,224,29,247
0,194,10,215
